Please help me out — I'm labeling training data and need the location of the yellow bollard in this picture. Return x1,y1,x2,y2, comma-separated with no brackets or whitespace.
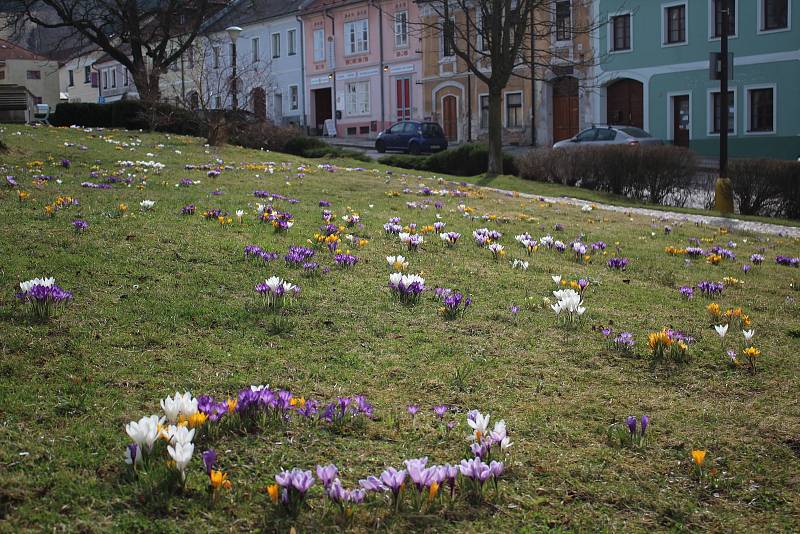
714,176,734,214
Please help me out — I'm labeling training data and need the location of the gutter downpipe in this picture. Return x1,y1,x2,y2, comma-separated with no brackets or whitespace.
325,8,337,134
373,0,386,133
296,13,307,131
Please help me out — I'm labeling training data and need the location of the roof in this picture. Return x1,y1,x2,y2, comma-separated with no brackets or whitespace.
206,0,311,32
300,0,366,16
0,38,48,60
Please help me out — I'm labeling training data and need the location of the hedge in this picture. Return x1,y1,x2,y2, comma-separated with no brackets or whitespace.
378,144,518,177
729,159,800,218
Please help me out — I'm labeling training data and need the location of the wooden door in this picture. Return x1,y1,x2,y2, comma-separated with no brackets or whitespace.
396,77,411,121
552,77,579,142
606,79,644,128
442,95,457,141
252,87,266,119
672,95,689,147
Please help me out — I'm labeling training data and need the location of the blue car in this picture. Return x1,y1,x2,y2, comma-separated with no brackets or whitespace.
375,121,448,155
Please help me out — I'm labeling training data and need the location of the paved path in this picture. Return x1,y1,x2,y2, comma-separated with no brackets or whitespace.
453,182,800,238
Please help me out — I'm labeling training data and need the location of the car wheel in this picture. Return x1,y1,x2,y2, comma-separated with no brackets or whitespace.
408,143,421,156
375,140,386,153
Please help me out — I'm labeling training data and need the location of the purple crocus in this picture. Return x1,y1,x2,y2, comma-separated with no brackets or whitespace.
379,467,406,495
202,449,217,475
626,416,637,435
71,219,88,232
433,405,448,418
358,476,385,492
407,404,419,416
316,464,338,488
641,415,649,435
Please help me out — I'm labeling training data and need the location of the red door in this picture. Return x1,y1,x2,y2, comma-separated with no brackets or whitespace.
606,79,644,127
396,77,411,121
552,76,579,142
442,95,457,141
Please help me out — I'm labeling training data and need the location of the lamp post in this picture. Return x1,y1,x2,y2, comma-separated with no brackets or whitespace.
226,26,243,111
714,1,733,213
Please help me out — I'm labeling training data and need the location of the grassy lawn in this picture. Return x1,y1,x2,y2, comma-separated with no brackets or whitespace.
1,124,799,532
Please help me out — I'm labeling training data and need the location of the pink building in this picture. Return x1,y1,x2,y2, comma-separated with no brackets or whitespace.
301,0,422,137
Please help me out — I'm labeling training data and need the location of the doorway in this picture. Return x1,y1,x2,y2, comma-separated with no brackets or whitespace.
606,79,644,128
274,93,283,123
552,76,579,142
312,88,332,134
396,77,411,121
252,87,266,119
671,94,690,147
442,95,457,141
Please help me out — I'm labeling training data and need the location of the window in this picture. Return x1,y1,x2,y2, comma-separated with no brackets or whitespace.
288,29,297,55
346,81,369,115
33,96,42,105
272,33,281,58
252,38,260,62
26,70,41,80
479,94,489,129
90,72,98,88
555,1,571,41
442,19,455,57
596,129,617,141
762,0,788,30
313,29,325,62
665,4,687,44
102,69,108,90
0,70,5,80
712,0,736,37
345,19,369,55
111,68,117,88
575,128,598,142
123,69,129,86
289,85,299,111
84,65,91,83
395,11,408,48
213,46,220,69
215,95,222,109
747,87,775,133
505,92,523,128
187,46,195,69
68,69,74,86
711,90,735,134
611,14,631,51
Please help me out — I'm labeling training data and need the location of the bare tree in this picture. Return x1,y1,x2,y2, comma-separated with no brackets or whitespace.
164,36,275,145
3,0,226,103
419,0,599,176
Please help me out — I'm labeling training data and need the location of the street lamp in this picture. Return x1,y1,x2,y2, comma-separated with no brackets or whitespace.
225,26,242,111
714,1,733,214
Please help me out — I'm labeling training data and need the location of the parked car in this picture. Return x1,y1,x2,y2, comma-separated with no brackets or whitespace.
375,121,448,155
553,125,664,149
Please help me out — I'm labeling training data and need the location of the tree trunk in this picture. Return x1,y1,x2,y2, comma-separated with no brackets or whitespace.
132,67,162,104
487,87,504,176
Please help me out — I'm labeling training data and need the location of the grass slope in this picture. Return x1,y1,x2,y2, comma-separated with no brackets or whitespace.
0,125,799,532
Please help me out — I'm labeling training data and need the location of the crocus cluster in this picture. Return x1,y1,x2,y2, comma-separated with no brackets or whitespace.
386,255,408,271
16,277,72,321
776,255,799,267
384,217,403,234
434,287,472,319
260,208,294,231
71,219,88,232
244,245,279,263
285,246,315,266
399,232,423,251
679,286,694,299
648,328,693,363
80,181,112,189
472,228,501,247
255,276,301,309
440,232,461,247
609,415,649,448
515,233,538,255
334,253,358,267
607,257,629,270
388,273,425,304
181,204,196,215
551,288,586,325
487,243,505,260
696,280,724,297
750,253,764,265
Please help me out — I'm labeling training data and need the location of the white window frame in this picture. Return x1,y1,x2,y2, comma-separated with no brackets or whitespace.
757,0,791,34
708,0,739,40
288,29,297,55
123,69,129,86
608,10,634,54
395,11,409,48
252,37,260,62
744,84,777,135
504,91,524,129
666,91,693,143
554,0,572,43
344,19,369,55
478,92,490,130
345,80,370,116
102,69,109,90
272,32,281,58
313,29,325,62
661,1,689,48
289,84,299,111
706,86,738,136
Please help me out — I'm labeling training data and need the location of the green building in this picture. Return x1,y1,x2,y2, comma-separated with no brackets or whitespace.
595,0,799,159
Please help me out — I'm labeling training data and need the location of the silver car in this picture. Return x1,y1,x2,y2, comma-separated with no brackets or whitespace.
553,126,664,149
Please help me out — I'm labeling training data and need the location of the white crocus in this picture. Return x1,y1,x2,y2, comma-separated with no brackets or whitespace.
125,414,164,453
714,324,729,338
19,277,55,293
167,442,194,481
742,329,754,341
160,393,182,424
551,275,562,285
388,272,403,288
140,200,155,210
467,411,490,441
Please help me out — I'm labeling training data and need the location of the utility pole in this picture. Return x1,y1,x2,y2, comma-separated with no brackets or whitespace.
714,0,733,213
226,26,242,111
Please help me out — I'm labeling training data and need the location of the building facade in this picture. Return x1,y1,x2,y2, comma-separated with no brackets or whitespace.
301,0,424,137
95,54,138,102
596,0,799,159
58,49,103,103
0,39,60,107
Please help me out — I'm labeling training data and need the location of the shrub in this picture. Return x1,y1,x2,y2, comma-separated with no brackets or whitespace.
778,162,800,219
729,159,800,218
0,138,7,152
378,144,517,176
377,154,429,170
229,121,301,153
283,136,329,156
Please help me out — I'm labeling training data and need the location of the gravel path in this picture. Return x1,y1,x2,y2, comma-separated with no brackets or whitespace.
459,182,800,238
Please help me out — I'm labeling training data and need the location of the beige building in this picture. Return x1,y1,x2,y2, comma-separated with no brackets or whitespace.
0,39,60,108
58,49,104,103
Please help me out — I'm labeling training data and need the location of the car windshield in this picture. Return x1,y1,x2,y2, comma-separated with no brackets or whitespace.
421,123,443,137
618,127,652,138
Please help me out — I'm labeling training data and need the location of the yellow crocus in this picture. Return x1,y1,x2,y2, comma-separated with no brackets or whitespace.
691,449,706,466
267,483,280,503
210,469,232,490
